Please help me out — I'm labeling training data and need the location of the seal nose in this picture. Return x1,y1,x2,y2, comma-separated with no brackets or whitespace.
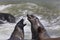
27,14,31,19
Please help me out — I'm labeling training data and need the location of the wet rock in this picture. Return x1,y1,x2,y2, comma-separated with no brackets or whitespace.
0,13,16,23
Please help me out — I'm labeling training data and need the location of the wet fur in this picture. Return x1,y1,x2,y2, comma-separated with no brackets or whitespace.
38,26,60,40
8,19,26,40
37,18,60,40
27,14,60,40
27,14,50,40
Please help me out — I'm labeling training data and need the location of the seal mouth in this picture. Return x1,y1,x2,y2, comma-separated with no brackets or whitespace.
27,14,35,19
27,14,31,19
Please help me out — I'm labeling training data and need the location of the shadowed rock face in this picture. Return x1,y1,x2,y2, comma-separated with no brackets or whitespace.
8,19,26,40
27,14,50,40
0,13,15,23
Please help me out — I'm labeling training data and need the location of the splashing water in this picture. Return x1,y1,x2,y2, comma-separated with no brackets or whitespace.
0,3,60,40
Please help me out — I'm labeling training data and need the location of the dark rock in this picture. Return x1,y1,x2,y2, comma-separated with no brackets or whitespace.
0,21,4,24
0,13,16,23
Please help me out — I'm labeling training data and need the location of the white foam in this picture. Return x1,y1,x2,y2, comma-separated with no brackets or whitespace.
0,4,12,11
0,23,16,39
0,3,60,40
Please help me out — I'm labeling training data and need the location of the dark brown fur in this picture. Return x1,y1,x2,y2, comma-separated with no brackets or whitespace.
8,19,26,40
27,14,60,40
38,25,60,40
27,14,50,40
36,18,60,40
